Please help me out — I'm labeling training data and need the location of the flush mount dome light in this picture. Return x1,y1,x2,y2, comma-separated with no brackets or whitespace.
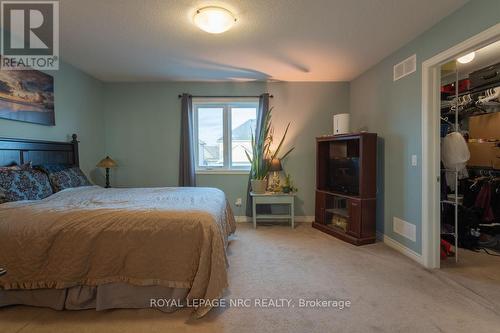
193,6,236,34
457,52,476,64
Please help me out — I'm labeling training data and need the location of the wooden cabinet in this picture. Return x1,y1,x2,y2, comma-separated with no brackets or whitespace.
312,133,377,245
315,191,326,224
347,199,361,237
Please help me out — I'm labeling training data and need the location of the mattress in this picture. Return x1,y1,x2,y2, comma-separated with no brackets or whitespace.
0,186,236,317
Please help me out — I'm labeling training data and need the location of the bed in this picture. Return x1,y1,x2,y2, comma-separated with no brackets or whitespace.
0,135,236,317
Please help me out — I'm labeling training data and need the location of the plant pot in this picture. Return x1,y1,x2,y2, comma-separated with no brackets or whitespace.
251,179,267,194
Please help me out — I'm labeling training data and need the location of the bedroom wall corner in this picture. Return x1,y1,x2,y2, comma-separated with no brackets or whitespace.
0,61,106,184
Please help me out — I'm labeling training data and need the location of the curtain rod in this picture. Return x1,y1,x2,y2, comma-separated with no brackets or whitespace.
178,94,273,99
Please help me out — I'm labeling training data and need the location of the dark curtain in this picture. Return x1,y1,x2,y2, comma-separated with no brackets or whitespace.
179,93,196,187
246,93,270,216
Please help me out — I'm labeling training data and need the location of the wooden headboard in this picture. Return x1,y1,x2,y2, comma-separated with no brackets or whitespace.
0,134,79,167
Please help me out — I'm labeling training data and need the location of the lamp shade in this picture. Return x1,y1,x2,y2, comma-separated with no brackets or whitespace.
269,158,282,172
97,156,117,168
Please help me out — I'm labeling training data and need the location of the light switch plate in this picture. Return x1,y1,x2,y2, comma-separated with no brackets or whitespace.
411,154,418,166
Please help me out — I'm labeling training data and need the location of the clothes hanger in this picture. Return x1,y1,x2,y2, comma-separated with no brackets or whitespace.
440,116,453,126
469,176,485,190
478,87,500,104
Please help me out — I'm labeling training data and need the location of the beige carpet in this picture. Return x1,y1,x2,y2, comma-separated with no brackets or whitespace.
1,223,499,333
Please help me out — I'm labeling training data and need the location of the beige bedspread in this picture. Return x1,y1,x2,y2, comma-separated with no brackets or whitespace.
0,186,236,317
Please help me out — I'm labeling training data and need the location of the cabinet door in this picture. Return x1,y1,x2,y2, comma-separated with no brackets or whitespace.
347,200,361,237
315,192,325,224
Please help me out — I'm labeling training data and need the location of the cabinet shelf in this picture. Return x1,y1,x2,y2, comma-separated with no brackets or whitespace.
325,208,349,218
316,189,363,200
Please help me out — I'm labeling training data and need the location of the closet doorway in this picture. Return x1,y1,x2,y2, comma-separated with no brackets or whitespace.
439,40,500,269
422,23,500,269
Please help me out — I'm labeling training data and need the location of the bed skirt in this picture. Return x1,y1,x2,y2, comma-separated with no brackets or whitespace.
0,283,189,312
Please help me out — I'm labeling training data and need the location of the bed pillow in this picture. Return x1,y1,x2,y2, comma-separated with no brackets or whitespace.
48,167,92,192
0,165,20,171
0,169,53,203
0,162,32,171
0,166,22,203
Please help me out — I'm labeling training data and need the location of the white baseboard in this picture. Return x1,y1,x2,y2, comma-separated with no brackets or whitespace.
295,216,315,222
378,232,424,266
235,216,315,223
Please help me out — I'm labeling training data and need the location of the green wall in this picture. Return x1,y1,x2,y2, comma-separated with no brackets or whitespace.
4,0,496,242
103,81,350,216
0,62,105,183
350,0,500,253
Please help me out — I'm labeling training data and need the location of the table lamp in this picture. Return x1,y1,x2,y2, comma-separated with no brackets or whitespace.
269,158,282,192
97,156,117,188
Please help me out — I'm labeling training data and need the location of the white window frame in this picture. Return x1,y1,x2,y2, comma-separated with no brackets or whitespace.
193,98,258,174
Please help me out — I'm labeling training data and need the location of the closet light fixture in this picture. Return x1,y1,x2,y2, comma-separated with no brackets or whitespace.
457,52,475,64
193,6,236,34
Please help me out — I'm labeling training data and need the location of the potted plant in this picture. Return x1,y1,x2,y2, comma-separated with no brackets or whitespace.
245,108,294,194
281,173,298,193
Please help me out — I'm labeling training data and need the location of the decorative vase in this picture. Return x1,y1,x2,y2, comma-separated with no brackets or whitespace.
251,179,267,194
282,186,291,193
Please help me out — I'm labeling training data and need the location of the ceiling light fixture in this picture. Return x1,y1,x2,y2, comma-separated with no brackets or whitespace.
193,6,236,34
457,52,475,64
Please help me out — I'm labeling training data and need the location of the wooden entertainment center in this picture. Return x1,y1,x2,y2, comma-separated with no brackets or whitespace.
313,132,377,245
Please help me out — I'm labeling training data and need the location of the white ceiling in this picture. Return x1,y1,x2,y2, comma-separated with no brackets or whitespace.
59,0,469,82
441,40,500,82
456,40,500,75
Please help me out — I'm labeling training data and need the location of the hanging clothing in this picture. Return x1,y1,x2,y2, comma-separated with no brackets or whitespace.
475,183,495,223
441,132,470,191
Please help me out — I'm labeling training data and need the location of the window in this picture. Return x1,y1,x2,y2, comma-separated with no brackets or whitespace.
194,98,258,172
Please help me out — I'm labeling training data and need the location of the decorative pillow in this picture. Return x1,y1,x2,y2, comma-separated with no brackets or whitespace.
48,167,92,192
0,162,32,171
0,166,20,203
0,169,53,203
0,165,20,171
19,161,33,170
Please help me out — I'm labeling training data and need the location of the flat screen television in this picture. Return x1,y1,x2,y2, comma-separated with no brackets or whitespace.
328,157,359,195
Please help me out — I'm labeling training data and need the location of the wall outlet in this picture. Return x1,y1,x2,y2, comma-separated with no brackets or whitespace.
235,198,242,207
393,217,416,242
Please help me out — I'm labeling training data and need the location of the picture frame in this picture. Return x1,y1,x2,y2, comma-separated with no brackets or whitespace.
0,68,55,126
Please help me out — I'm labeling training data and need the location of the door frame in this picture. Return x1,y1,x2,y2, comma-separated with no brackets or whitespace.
421,23,500,269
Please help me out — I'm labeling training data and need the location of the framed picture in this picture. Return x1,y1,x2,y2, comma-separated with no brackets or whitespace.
0,69,55,126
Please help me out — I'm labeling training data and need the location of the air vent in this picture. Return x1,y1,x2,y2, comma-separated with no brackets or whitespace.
393,217,416,242
393,54,416,81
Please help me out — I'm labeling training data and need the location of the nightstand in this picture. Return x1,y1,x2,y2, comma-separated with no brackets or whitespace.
250,192,295,229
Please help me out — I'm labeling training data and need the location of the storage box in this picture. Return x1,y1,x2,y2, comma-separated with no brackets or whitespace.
494,147,500,170
330,215,348,232
469,113,500,140
467,141,500,169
